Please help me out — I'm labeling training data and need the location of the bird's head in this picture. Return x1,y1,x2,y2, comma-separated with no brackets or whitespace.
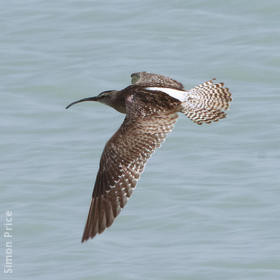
65,90,119,109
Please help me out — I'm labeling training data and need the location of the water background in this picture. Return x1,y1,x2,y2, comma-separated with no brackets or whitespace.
1,1,280,279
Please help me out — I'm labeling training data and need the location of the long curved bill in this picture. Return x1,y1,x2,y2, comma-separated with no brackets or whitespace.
65,96,98,109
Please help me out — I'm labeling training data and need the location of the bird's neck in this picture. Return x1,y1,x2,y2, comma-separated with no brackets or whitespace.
104,90,126,114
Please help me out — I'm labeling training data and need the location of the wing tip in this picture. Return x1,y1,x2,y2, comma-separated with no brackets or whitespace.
80,193,125,242
81,232,96,243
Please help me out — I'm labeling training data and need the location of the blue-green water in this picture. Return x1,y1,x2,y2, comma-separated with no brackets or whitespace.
1,1,280,279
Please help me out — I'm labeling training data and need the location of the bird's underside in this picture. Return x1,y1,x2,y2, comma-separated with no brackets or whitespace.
66,72,232,242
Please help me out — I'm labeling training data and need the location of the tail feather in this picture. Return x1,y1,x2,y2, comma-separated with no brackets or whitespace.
181,79,232,125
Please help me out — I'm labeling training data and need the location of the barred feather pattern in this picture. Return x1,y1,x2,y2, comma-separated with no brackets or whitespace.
82,92,178,242
181,79,232,125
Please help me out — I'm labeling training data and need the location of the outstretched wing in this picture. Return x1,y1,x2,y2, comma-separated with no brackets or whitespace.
131,71,185,90
82,90,180,242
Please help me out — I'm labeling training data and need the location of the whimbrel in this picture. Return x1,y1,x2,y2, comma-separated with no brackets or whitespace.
66,72,232,242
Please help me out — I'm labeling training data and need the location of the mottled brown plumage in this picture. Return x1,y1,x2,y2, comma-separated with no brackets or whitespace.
66,72,232,242
131,71,184,90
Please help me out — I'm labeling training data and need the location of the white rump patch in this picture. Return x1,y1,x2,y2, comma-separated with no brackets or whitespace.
146,87,187,102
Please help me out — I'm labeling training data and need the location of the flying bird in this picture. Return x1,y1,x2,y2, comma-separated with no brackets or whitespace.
66,72,232,242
